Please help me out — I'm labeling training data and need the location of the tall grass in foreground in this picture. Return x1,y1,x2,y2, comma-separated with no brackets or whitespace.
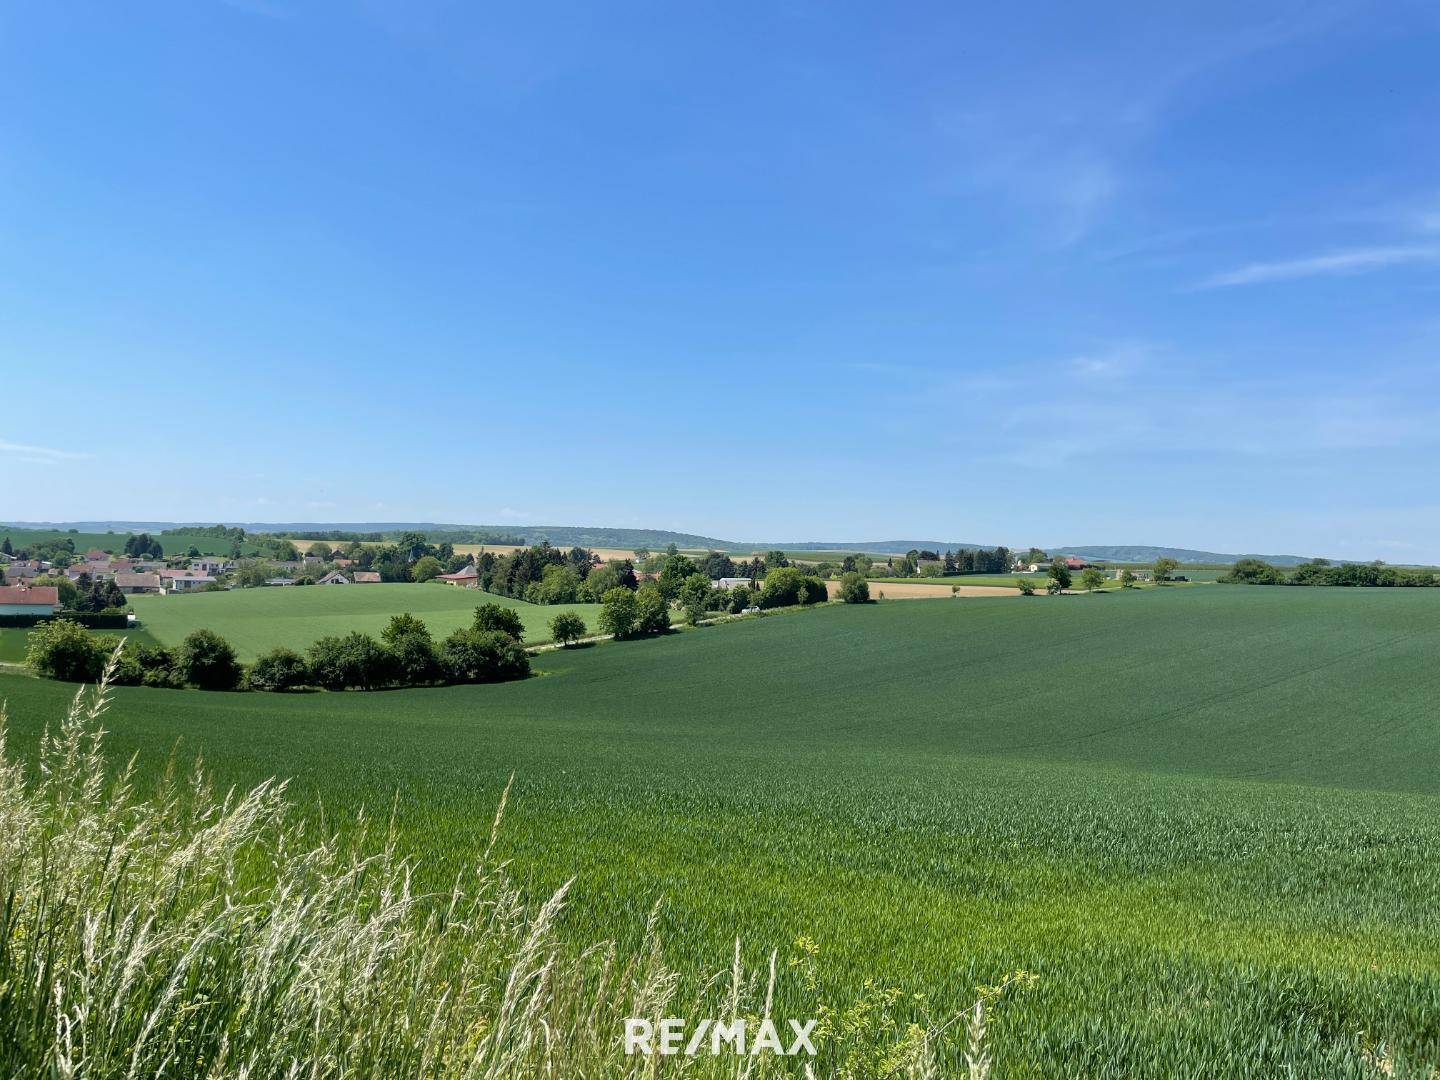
0,654,1019,1078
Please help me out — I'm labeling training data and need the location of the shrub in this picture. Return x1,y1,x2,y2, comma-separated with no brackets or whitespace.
410,555,443,582
440,628,530,684
839,572,870,603
634,584,670,635
597,587,637,639
549,611,586,646
472,603,525,640
246,647,310,692
798,575,828,605
306,632,396,691
176,629,242,690
1081,567,1106,592
1015,577,1036,596
25,619,105,683
758,566,804,609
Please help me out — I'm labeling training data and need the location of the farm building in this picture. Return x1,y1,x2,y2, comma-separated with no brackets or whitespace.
713,577,752,589
115,572,162,594
316,570,350,585
265,577,296,586
0,584,59,616
352,571,382,583
437,565,479,587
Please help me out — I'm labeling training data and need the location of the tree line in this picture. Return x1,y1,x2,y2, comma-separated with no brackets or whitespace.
25,604,533,692
1221,558,1439,587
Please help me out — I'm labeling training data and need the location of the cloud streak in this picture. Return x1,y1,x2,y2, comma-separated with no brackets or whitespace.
0,440,91,465
1198,246,1440,288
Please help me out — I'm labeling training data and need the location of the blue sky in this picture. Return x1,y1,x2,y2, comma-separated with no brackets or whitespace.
3,2,1439,559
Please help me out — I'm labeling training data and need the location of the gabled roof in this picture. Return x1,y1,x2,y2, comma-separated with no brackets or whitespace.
352,571,382,582
316,570,349,584
0,585,59,606
115,572,161,589
439,564,478,580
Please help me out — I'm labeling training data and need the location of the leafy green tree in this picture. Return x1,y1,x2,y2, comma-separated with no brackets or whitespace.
177,629,242,690
679,573,713,626
764,550,790,570
306,632,396,690
32,574,78,608
549,611,586,646
656,554,698,600
472,603,525,640
635,584,671,634
381,613,441,685
758,566,803,608
26,619,106,682
440,628,530,683
1119,569,1137,588
0,536,10,555
410,555,443,582
1219,558,1283,585
1047,561,1072,590
838,572,870,603
246,648,309,692
726,584,755,613
1081,567,1106,592
598,587,637,639
1015,577,1036,595
1152,556,1179,584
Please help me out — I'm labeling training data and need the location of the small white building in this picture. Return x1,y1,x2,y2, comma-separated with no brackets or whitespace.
316,570,350,585
167,573,215,593
713,577,752,590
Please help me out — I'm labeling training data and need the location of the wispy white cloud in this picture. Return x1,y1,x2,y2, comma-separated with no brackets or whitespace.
1069,342,1151,379
0,440,91,465
1197,246,1440,288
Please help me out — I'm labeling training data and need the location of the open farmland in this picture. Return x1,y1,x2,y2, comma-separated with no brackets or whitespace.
127,583,600,660
3,585,1439,1073
0,526,260,557
829,580,1025,598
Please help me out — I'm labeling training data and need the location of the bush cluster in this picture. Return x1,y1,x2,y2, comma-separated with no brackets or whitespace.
27,608,533,693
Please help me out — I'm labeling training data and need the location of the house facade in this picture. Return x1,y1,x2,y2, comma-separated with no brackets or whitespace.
0,585,60,616
437,565,479,587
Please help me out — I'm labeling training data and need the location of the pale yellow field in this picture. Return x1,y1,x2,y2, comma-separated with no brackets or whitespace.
825,580,1025,600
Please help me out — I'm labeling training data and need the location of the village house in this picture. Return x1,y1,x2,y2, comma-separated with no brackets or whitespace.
166,572,215,593
265,577,296,586
316,570,350,585
352,571,382,583
114,572,163,595
190,557,230,574
713,577,752,589
0,584,60,616
437,565,479,587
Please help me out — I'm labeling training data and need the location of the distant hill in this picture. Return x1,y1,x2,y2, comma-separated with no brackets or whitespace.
1053,545,1316,567
764,540,995,555
0,522,1329,565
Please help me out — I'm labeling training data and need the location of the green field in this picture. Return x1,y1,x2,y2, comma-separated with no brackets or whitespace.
3,586,1439,1072
0,626,160,665
0,526,261,557
126,583,601,660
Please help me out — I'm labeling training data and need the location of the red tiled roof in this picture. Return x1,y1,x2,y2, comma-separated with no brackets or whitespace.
0,585,59,606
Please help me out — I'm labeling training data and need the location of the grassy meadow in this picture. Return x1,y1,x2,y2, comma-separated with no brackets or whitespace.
2,585,1439,1072
127,583,601,660
0,525,260,557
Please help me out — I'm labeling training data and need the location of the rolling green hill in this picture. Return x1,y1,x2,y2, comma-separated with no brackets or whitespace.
2,586,1438,1073
127,583,600,659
